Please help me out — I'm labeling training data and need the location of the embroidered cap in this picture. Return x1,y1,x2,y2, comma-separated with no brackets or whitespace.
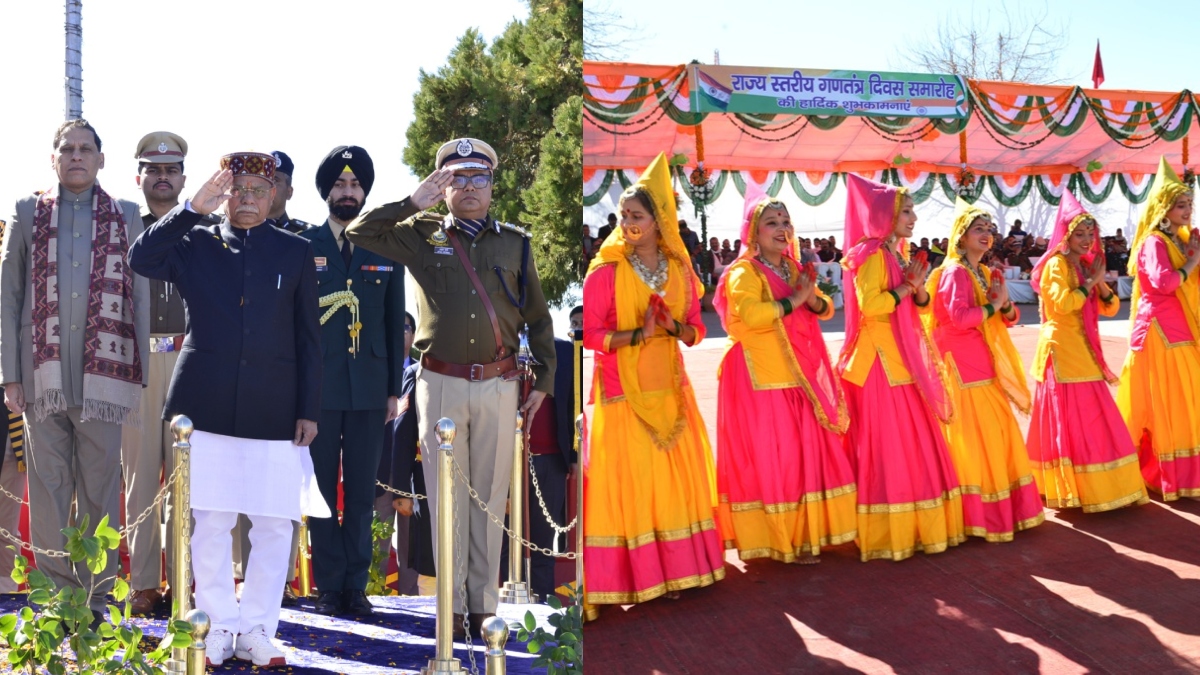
135,131,188,163
220,152,277,183
435,138,497,171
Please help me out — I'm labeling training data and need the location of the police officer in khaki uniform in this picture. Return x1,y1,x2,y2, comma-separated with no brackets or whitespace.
346,138,555,637
125,132,219,615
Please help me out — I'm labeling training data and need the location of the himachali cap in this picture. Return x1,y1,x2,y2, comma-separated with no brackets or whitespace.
271,151,295,177
220,152,276,183
436,138,497,171
135,131,188,163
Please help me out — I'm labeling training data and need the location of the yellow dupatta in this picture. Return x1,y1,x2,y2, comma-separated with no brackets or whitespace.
926,198,1031,413
585,152,703,450
1128,157,1200,342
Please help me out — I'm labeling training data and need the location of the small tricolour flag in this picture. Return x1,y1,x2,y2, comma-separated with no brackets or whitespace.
697,69,732,110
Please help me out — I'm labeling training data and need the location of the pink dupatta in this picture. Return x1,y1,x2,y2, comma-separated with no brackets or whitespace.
838,174,952,422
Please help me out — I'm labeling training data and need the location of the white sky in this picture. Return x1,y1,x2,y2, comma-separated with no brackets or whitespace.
0,1,584,328
585,0,1200,243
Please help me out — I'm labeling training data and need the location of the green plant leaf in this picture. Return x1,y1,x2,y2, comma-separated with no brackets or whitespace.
528,638,542,653
524,611,537,632
546,595,562,610
112,577,129,602
28,589,50,605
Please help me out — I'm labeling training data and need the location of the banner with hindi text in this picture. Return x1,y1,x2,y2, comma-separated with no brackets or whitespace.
690,64,968,118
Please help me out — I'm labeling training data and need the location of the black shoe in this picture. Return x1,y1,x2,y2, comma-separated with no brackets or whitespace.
313,590,343,616
281,584,299,607
343,590,373,616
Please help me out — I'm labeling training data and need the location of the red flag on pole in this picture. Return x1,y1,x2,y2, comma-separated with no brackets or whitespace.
1092,41,1105,89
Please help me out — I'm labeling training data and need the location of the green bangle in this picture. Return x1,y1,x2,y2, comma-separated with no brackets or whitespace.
887,290,901,306
670,319,683,337
983,303,995,318
808,297,828,315
1100,291,1115,303
1001,302,1015,315
631,328,642,346
779,298,794,316
1180,268,1189,281
913,292,930,308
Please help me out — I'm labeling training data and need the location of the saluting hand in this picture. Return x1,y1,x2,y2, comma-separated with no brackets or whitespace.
190,169,233,216
294,419,318,447
411,168,455,210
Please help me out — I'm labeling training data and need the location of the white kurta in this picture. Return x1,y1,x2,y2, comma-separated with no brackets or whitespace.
189,430,330,520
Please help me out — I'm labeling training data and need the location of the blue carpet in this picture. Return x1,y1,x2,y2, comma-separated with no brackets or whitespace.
0,595,555,674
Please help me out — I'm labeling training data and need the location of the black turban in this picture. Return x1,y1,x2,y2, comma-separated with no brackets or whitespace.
315,145,374,200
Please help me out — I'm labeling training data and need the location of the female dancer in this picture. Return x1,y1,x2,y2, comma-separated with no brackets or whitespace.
926,198,1043,541
581,153,724,607
838,174,964,562
1118,158,1200,500
1026,190,1147,512
714,187,856,564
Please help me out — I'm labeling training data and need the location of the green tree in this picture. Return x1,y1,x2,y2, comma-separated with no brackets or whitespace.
523,96,581,304
403,0,582,306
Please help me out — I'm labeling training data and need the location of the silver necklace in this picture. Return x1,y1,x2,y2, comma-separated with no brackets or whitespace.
755,255,792,283
964,261,989,292
628,249,668,295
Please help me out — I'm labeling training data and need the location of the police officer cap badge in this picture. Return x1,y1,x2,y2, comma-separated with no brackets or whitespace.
342,150,353,159
158,143,168,153
456,139,473,157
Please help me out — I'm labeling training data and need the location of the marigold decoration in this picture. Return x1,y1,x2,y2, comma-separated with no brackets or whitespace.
956,168,976,191
1184,168,1196,187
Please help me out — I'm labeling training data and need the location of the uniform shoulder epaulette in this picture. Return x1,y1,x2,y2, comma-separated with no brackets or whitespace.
498,221,531,238
404,211,443,228
199,213,222,225
292,218,312,230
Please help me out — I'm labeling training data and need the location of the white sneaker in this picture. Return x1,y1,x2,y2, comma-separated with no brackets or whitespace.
235,624,286,667
205,628,234,667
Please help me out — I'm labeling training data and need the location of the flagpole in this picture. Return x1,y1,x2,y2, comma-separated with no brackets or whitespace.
65,0,83,119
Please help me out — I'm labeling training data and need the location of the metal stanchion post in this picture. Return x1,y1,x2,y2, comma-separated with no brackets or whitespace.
500,330,535,605
166,415,194,673
422,418,464,675
499,409,531,604
183,608,209,675
575,415,583,600
481,615,509,675
297,516,312,598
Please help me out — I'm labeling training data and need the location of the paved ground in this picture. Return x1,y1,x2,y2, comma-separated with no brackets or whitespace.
581,301,1200,675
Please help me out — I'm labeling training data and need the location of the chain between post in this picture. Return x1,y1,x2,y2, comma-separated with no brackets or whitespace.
526,450,577,536
374,480,428,500
0,461,184,559
449,456,578,560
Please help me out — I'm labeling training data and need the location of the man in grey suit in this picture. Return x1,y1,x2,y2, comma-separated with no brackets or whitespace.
0,119,150,617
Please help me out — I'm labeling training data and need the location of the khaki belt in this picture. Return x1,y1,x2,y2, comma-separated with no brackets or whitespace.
421,354,517,382
150,335,184,352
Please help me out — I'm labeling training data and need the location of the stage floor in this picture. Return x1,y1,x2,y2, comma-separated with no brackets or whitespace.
0,595,559,674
